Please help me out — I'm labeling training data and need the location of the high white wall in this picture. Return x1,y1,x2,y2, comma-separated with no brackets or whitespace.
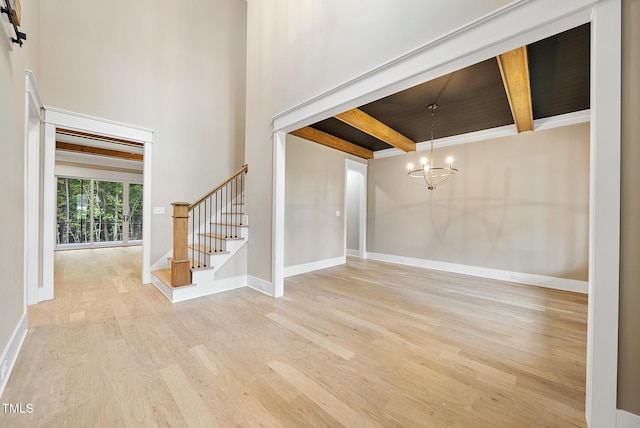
245,0,512,282
368,123,590,280
0,0,39,393
37,0,247,264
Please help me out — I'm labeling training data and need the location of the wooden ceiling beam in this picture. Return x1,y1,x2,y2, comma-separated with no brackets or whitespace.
56,142,144,161
334,108,416,152
289,127,374,160
497,46,534,133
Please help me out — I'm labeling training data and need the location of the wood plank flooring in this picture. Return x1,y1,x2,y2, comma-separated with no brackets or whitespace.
0,247,587,427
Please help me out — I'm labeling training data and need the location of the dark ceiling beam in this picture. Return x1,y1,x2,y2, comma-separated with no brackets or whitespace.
334,108,416,152
496,46,534,133
56,142,144,161
289,126,374,159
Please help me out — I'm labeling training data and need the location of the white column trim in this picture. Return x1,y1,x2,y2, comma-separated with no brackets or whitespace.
142,142,152,284
586,0,621,426
24,71,43,306
41,123,56,301
272,131,286,297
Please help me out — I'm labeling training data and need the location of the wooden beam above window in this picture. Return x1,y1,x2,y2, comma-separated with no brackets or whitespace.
497,46,534,133
289,127,374,159
56,142,144,161
334,108,416,152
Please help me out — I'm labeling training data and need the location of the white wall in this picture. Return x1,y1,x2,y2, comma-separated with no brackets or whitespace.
0,0,40,395
367,123,590,281
245,0,513,282
285,135,355,267
37,0,247,264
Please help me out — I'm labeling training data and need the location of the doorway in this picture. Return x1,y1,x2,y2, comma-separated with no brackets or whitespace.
40,107,153,302
345,159,367,259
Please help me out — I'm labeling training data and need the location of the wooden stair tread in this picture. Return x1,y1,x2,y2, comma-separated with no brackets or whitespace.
152,269,176,289
198,232,244,240
188,243,229,254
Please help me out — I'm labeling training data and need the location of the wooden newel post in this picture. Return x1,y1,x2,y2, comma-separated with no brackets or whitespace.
171,202,191,286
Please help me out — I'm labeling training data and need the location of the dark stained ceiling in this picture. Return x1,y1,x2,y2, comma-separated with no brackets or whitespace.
294,23,590,156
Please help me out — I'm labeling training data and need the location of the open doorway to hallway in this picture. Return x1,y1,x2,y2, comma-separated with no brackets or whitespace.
35,107,153,303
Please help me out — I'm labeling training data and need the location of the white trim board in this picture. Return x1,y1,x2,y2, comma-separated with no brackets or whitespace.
248,275,275,296
173,275,247,303
44,107,153,143
0,313,28,399
25,70,43,306
346,249,360,257
374,110,591,159
366,252,588,294
284,256,346,278
617,410,640,428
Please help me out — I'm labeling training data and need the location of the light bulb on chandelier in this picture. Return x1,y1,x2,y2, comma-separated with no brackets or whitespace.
406,103,458,190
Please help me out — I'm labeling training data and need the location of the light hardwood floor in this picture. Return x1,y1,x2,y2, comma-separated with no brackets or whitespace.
0,247,587,427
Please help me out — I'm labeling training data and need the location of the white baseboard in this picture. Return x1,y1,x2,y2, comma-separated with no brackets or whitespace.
365,252,588,294
284,256,346,278
0,312,28,399
618,410,640,428
346,249,360,257
172,275,247,303
248,275,275,296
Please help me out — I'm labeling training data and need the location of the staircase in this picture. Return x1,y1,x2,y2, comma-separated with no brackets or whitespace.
151,165,248,302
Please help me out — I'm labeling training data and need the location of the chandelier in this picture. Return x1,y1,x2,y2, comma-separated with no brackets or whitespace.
407,103,458,190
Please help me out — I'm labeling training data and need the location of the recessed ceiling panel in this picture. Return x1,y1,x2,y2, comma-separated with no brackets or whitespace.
310,118,393,152
528,23,590,119
298,24,590,154
359,58,514,142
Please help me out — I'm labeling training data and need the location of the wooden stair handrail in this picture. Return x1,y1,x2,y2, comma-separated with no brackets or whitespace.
189,164,248,211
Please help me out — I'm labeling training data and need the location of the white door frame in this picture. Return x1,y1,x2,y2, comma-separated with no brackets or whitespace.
41,107,154,301
271,1,621,426
344,159,367,259
24,71,43,305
